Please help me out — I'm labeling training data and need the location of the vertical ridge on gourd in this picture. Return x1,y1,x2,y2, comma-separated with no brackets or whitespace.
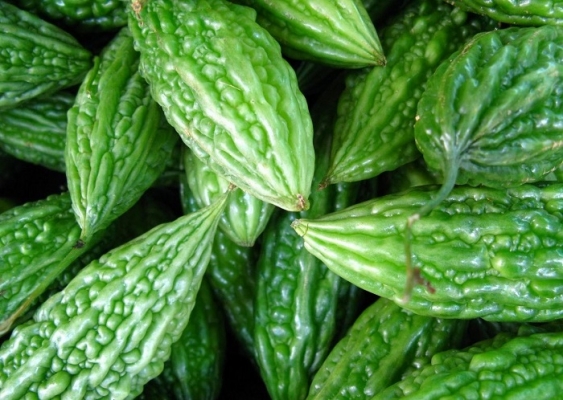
407,25,563,298
307,298,467,400
65,27,178,240
445,0,563,26
0,91,73,173
128,0,315,212
292,182,563,322
229,0,385,68
321,0,496,188
0,1,92,110
183,146,275,247
0,191,229,399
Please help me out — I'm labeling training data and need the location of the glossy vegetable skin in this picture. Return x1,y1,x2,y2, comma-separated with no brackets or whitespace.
128,0,315,212
0,193,228,399
0,1,92,110
293,182,563,322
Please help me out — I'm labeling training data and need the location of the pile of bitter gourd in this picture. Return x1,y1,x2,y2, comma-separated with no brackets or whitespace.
2,0,563,398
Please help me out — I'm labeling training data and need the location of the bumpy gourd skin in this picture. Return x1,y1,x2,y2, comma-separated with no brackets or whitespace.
0,1,92,110
151,279,226,400
128,0,315,212
180,181,257,358
374,331,563,399
0,192,102,335
293,182,563,322
230,0,385,68
322,0,495,186
12,0,127,31
446,0,563,26
0,91,73,172
0,193,227,399
307,298,467,400
184,146,274,247
254,82,360,400
65,28,178,240
416,25,563,192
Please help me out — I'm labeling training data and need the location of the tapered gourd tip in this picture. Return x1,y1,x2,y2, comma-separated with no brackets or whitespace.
296,194,309,211
318,177,330,191
291,219,307,237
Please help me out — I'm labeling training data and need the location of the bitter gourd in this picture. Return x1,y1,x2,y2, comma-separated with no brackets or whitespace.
375,331,563,399
292,182,563,322
0,91,73,172
254,81,361,400
229,0,385,68
0,191,228,399
65,27,178,240
0,1,92,110
307,297,467,399
12,0,127,31
180,180,257,358
446,0,563,27
183,146,274,247
128,0,315,212
0,192,104,335
321,0,495,187
148,278,226,400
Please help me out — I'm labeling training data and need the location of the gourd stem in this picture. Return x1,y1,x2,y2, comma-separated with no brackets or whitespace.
402,158,459,303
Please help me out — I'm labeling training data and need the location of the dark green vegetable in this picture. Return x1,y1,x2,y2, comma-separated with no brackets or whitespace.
307,297,467,400
292,182,563,322
0,1,92,110
12,0,127,31
321,0,495,187
0,191,228,398
128,0,315,212
374,331,563,399
254,80,361,400
446,0,563,26
229,0,385,68
0,91,73,172
65,27,178,240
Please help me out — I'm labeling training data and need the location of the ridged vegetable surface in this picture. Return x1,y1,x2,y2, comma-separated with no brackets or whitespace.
12,0,127,31
374,331,563,399
0,192,103,335
0,91,73,172
0,192,228,399
0,1,92,110
322,0,495,186
184,146,274,247
65,27,178,240
254,81,361,400
128,0,315,212
292,182,563,322
307,297,467,400
446,0,563,26
229,0,385,68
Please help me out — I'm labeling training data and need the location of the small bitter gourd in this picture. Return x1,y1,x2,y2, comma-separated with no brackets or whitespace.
0,91,73,173
0,191,228,399
229,0,385,68
128,0,315,212
0,1,92,110
65,27,178,240
292,182,563,322
307,297,467,400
